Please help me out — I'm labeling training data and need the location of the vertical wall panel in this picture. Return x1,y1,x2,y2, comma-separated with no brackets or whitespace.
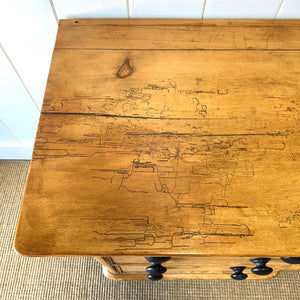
0,122,18,145
52,0,128,19
0,0,58,109
129,0,205,18
0,122,33,159
0,46,39,159
277,0,300,19
203,0,282,19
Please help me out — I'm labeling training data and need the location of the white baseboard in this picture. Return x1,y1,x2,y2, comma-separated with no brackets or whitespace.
0,143,33,159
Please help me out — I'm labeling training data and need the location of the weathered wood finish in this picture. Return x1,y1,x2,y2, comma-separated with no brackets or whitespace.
15,19,300,279
56,19,300,50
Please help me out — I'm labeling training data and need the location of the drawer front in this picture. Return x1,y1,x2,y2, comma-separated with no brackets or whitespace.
96,256,300,280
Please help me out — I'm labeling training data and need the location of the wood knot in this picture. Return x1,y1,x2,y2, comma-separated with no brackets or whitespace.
117,58,134,78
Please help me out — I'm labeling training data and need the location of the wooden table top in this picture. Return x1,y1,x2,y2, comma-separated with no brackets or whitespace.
15,19,300,257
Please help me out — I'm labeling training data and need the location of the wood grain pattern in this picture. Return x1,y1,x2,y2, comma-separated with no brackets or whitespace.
43,50,300,119
55,19,300,50
15,20,300,265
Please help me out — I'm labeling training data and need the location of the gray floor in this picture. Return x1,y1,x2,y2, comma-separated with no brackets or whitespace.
0,160,300,300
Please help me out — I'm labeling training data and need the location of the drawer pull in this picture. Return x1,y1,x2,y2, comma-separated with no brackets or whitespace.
281,257,300,264
230,266,248,280
145,257,171,281
250,258,273,275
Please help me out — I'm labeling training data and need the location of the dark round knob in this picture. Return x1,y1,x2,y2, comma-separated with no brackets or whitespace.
230,266,248,280
147,274,163,281
280,257,300,264
146,265,167,275
145,257,171,281
250,258,273,275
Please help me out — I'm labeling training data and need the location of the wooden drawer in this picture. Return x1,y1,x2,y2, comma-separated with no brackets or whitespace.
95,256,300,281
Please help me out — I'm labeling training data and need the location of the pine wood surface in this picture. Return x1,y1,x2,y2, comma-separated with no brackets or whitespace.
15,20,300,259
55,19,300,50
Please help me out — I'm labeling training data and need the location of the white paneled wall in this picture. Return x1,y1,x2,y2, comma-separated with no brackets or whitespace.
0,0,299,159
129,0,205,18
0,46,40,159
0,47,39,145
0,0,57,159
0,0,58,109
277,0,300,18
204,0,283,19
52,0,128,19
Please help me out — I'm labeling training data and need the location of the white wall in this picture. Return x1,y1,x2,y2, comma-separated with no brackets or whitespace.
0,0,299,159
0,0,57,159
